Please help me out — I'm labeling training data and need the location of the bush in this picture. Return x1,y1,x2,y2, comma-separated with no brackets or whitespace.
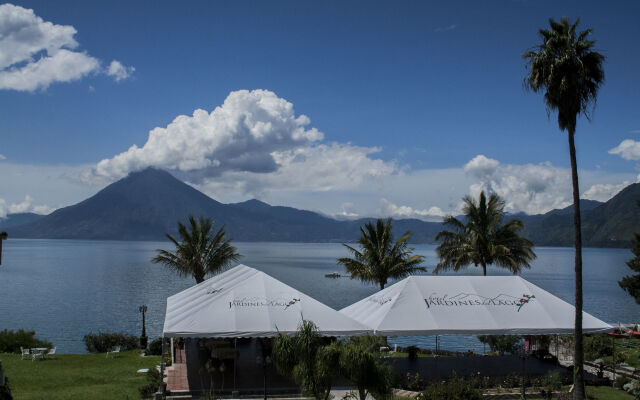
616,375,631,389
139,367,162,399
407,345,419,360
584,334,613,361
419,374,482,400
477,335,521,355
147,338,168,356
0,360,12,400
0,329,52,353
405,372,425,391
83,332,139,353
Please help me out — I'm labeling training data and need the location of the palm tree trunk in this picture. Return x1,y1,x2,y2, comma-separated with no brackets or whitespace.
481,262,487,276
569,130,585,400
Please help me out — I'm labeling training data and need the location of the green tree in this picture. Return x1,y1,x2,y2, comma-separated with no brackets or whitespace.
152,216,240,284
619,202,640,303
338,218,426,290
434,192,536,276
339,337,393,400
272,320,340,400
523,17,605,399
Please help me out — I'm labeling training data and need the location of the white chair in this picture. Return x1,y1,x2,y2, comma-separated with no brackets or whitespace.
20,347,29,360
106,345,121,358
31,349,44,362
46,347,56,360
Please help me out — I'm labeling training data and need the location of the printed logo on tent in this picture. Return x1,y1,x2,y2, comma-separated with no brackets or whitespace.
367,295,393,305
424,292,536,311
207,287,223,295
516,294,535,312
228,296,301,309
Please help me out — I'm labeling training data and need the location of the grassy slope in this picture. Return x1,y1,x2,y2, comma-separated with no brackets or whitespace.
586,386,635,399
1,350,160,400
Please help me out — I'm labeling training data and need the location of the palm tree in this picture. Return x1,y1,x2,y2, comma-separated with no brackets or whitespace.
152,216,240,284
337,218,425,290
523,17,605,399
434,191,536,276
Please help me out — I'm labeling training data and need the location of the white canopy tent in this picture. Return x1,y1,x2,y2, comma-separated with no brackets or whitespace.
340,275,612,336
163,264,370,338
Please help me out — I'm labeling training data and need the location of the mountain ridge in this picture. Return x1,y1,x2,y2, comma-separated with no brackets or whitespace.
2,168,638,247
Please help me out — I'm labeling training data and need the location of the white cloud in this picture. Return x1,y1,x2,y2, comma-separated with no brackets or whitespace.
106,60,134,82
609,139,640,161
0,4,133,91
82,89,395,191
463,155,573,214
0,195,53,218
378,199,446,221
0,49,99,91
582,176,639,202
0,162,97,215
0,154,5,160
336,202,359,219
463,154,499,178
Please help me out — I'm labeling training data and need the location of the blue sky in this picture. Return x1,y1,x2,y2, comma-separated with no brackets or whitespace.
1,1,639,219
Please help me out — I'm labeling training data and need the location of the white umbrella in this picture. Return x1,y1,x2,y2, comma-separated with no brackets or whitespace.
340,275,612,336
163,264,371,338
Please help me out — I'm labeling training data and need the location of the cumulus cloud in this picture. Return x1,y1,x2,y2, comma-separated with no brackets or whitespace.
463,155,573,214
0,4,133,91
582,177,639,202
107,60,135,82
378,199,446,221
337,202,359,219
82,89,395,195
609,139,640,161
0,195,53,218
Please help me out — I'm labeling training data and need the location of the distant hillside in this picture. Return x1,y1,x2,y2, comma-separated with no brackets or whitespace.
5,167,639,247
7,168,442,242
524,185,640,248
0,213,44,231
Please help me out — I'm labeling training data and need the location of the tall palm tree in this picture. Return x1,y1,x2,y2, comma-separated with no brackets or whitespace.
337,218,425,290
152,216,241,284
434,192,536,276
523,17,605,399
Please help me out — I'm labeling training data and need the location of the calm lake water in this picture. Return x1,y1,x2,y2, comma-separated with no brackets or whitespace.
0,239,638,353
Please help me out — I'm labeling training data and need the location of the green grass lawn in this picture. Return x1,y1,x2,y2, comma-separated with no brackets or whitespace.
586,385,635,400
1,350,161,400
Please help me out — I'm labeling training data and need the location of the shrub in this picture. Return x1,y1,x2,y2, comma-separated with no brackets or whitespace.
419,374,482,400
584,334,613,361
0,329,52,353
139,367,162,399
405,372,424,391
83,332,138,353
477,335,521,355
0,360,12,400
407,345,419,360
616,375,631,389
147,338,168,356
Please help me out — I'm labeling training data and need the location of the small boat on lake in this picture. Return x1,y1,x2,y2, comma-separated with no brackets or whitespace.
325,272,342,278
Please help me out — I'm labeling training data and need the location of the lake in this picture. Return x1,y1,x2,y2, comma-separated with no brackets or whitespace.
0,239,638,353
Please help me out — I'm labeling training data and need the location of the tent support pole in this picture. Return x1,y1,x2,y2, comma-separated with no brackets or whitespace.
158,334,166,399
521,338,527,400
234,338,237,393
